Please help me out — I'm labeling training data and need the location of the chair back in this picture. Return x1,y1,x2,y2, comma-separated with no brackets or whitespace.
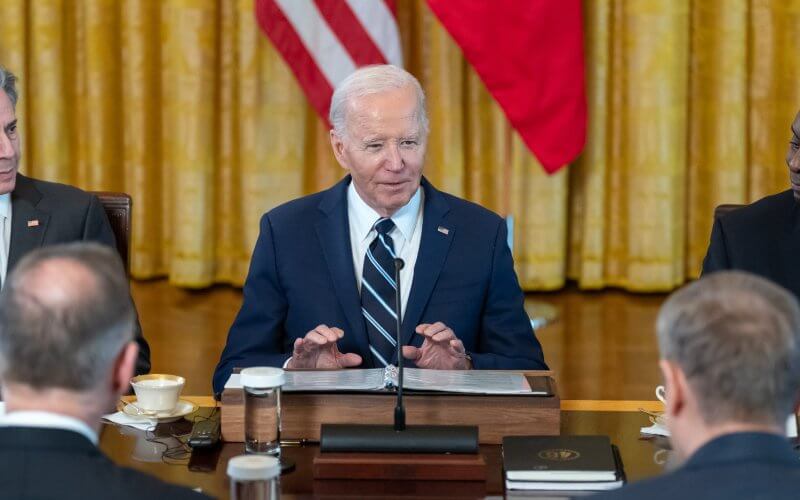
92,191,132,274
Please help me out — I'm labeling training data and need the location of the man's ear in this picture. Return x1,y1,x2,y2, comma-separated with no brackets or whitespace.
112,341,138,397
329,130,348,170
659,359,685,418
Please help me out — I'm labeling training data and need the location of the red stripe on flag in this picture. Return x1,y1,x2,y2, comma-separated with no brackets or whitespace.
255,0,334,123
314,0,388,67
426,0,586,173
384,0,397,17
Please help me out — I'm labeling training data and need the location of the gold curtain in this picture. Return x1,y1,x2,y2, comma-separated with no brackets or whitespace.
0,0,797,291
570,0,800,290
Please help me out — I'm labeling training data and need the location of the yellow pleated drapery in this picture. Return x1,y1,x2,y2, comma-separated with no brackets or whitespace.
0,0,797,291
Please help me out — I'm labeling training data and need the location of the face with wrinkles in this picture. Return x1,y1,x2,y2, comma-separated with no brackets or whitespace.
330,84,427,218
0,90,19,195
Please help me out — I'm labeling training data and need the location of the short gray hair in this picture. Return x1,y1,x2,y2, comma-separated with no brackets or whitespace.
329,64,429,138
0,243,135,391
657,271,800,426
0,65,18,108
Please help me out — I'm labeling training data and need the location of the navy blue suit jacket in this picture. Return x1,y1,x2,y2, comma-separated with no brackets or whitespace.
702,189,800,300
213,176,546,393
592,432,800,499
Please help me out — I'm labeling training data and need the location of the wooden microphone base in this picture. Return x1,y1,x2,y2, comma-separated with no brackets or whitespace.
313,451,487,481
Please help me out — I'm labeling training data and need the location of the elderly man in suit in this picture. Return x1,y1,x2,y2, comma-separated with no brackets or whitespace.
0,243,208,499
213,64,546,393
593,271,800,500
0,65,150,374
702,110,800,299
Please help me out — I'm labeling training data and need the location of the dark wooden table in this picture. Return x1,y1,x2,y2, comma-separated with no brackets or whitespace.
99,406,670,499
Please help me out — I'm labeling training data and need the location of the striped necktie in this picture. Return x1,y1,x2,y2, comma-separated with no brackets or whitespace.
360,218,399,367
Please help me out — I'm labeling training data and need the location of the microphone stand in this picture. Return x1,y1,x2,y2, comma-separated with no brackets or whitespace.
394,258,405,431
320,261,478,453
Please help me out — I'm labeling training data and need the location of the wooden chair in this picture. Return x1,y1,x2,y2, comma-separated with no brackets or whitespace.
91,192,132,274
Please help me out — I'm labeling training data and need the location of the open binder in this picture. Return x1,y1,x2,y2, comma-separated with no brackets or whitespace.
225,366,553,396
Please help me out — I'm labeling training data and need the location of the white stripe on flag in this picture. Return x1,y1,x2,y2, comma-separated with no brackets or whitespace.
345,0,403,66
275,0,357,87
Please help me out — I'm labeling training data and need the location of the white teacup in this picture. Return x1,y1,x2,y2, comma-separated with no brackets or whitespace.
130,374,185,413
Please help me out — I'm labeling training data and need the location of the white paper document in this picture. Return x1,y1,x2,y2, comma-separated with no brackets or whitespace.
225,367,545,395
505,479,624,491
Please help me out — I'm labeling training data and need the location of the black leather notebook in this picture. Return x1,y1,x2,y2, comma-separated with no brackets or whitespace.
503,435,620,482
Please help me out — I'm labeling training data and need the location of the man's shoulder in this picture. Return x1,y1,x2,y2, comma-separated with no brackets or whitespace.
268,190,328,217
592,453,800,500
432,188,505,233
103,462,212,499
262,184,340,227
16,174,98,207
0,428,210,499
718,189,794,231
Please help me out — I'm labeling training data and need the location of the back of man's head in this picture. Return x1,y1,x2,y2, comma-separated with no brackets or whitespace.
657,271,800,427
0,242,134,391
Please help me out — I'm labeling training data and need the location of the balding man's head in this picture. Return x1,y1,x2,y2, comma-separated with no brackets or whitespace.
657,271,800,427
0,243,134,391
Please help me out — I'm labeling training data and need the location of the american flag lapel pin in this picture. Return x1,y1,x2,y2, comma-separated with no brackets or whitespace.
27,219,39,227
437,226,449,235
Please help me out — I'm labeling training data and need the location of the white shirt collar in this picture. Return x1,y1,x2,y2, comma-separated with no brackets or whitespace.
347,181,422,243
0,192,10,219
0,410,98,445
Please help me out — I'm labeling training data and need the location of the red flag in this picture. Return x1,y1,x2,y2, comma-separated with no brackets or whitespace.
426,0,587,173
255,0,402,126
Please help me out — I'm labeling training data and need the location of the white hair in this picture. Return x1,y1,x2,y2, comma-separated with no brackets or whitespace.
329,64,429,138
0,65,18,108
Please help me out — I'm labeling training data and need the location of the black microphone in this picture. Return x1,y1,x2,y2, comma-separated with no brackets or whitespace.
319,256,478,454
393,258,405,431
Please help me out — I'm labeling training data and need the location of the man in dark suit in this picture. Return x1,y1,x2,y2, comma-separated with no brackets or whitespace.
0,65,150,374
701,110,800,299
593,271,800,499
213,65,546,393
0,243,208,499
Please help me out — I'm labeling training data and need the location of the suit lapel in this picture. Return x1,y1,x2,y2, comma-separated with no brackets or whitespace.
401,178,453,346
315,177,371,362
8,174,50,271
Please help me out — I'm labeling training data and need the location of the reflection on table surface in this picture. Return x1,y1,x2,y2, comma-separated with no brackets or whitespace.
98,407,671,499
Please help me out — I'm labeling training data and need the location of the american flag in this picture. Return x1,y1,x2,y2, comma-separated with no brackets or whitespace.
255,0,403,126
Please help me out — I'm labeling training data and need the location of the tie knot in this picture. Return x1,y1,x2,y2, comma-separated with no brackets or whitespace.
373,218,395,236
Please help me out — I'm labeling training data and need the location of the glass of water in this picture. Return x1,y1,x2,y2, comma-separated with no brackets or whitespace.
241,367,285,456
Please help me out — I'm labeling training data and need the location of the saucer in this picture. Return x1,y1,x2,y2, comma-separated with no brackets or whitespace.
120,398,198,423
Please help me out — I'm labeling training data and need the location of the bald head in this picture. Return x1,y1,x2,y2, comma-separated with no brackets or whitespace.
0,243,134,391
22,257,101,310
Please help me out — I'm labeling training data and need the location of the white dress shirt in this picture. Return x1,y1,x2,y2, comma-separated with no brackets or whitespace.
0,192,10,287
0,410,98,445
347,182,423,321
